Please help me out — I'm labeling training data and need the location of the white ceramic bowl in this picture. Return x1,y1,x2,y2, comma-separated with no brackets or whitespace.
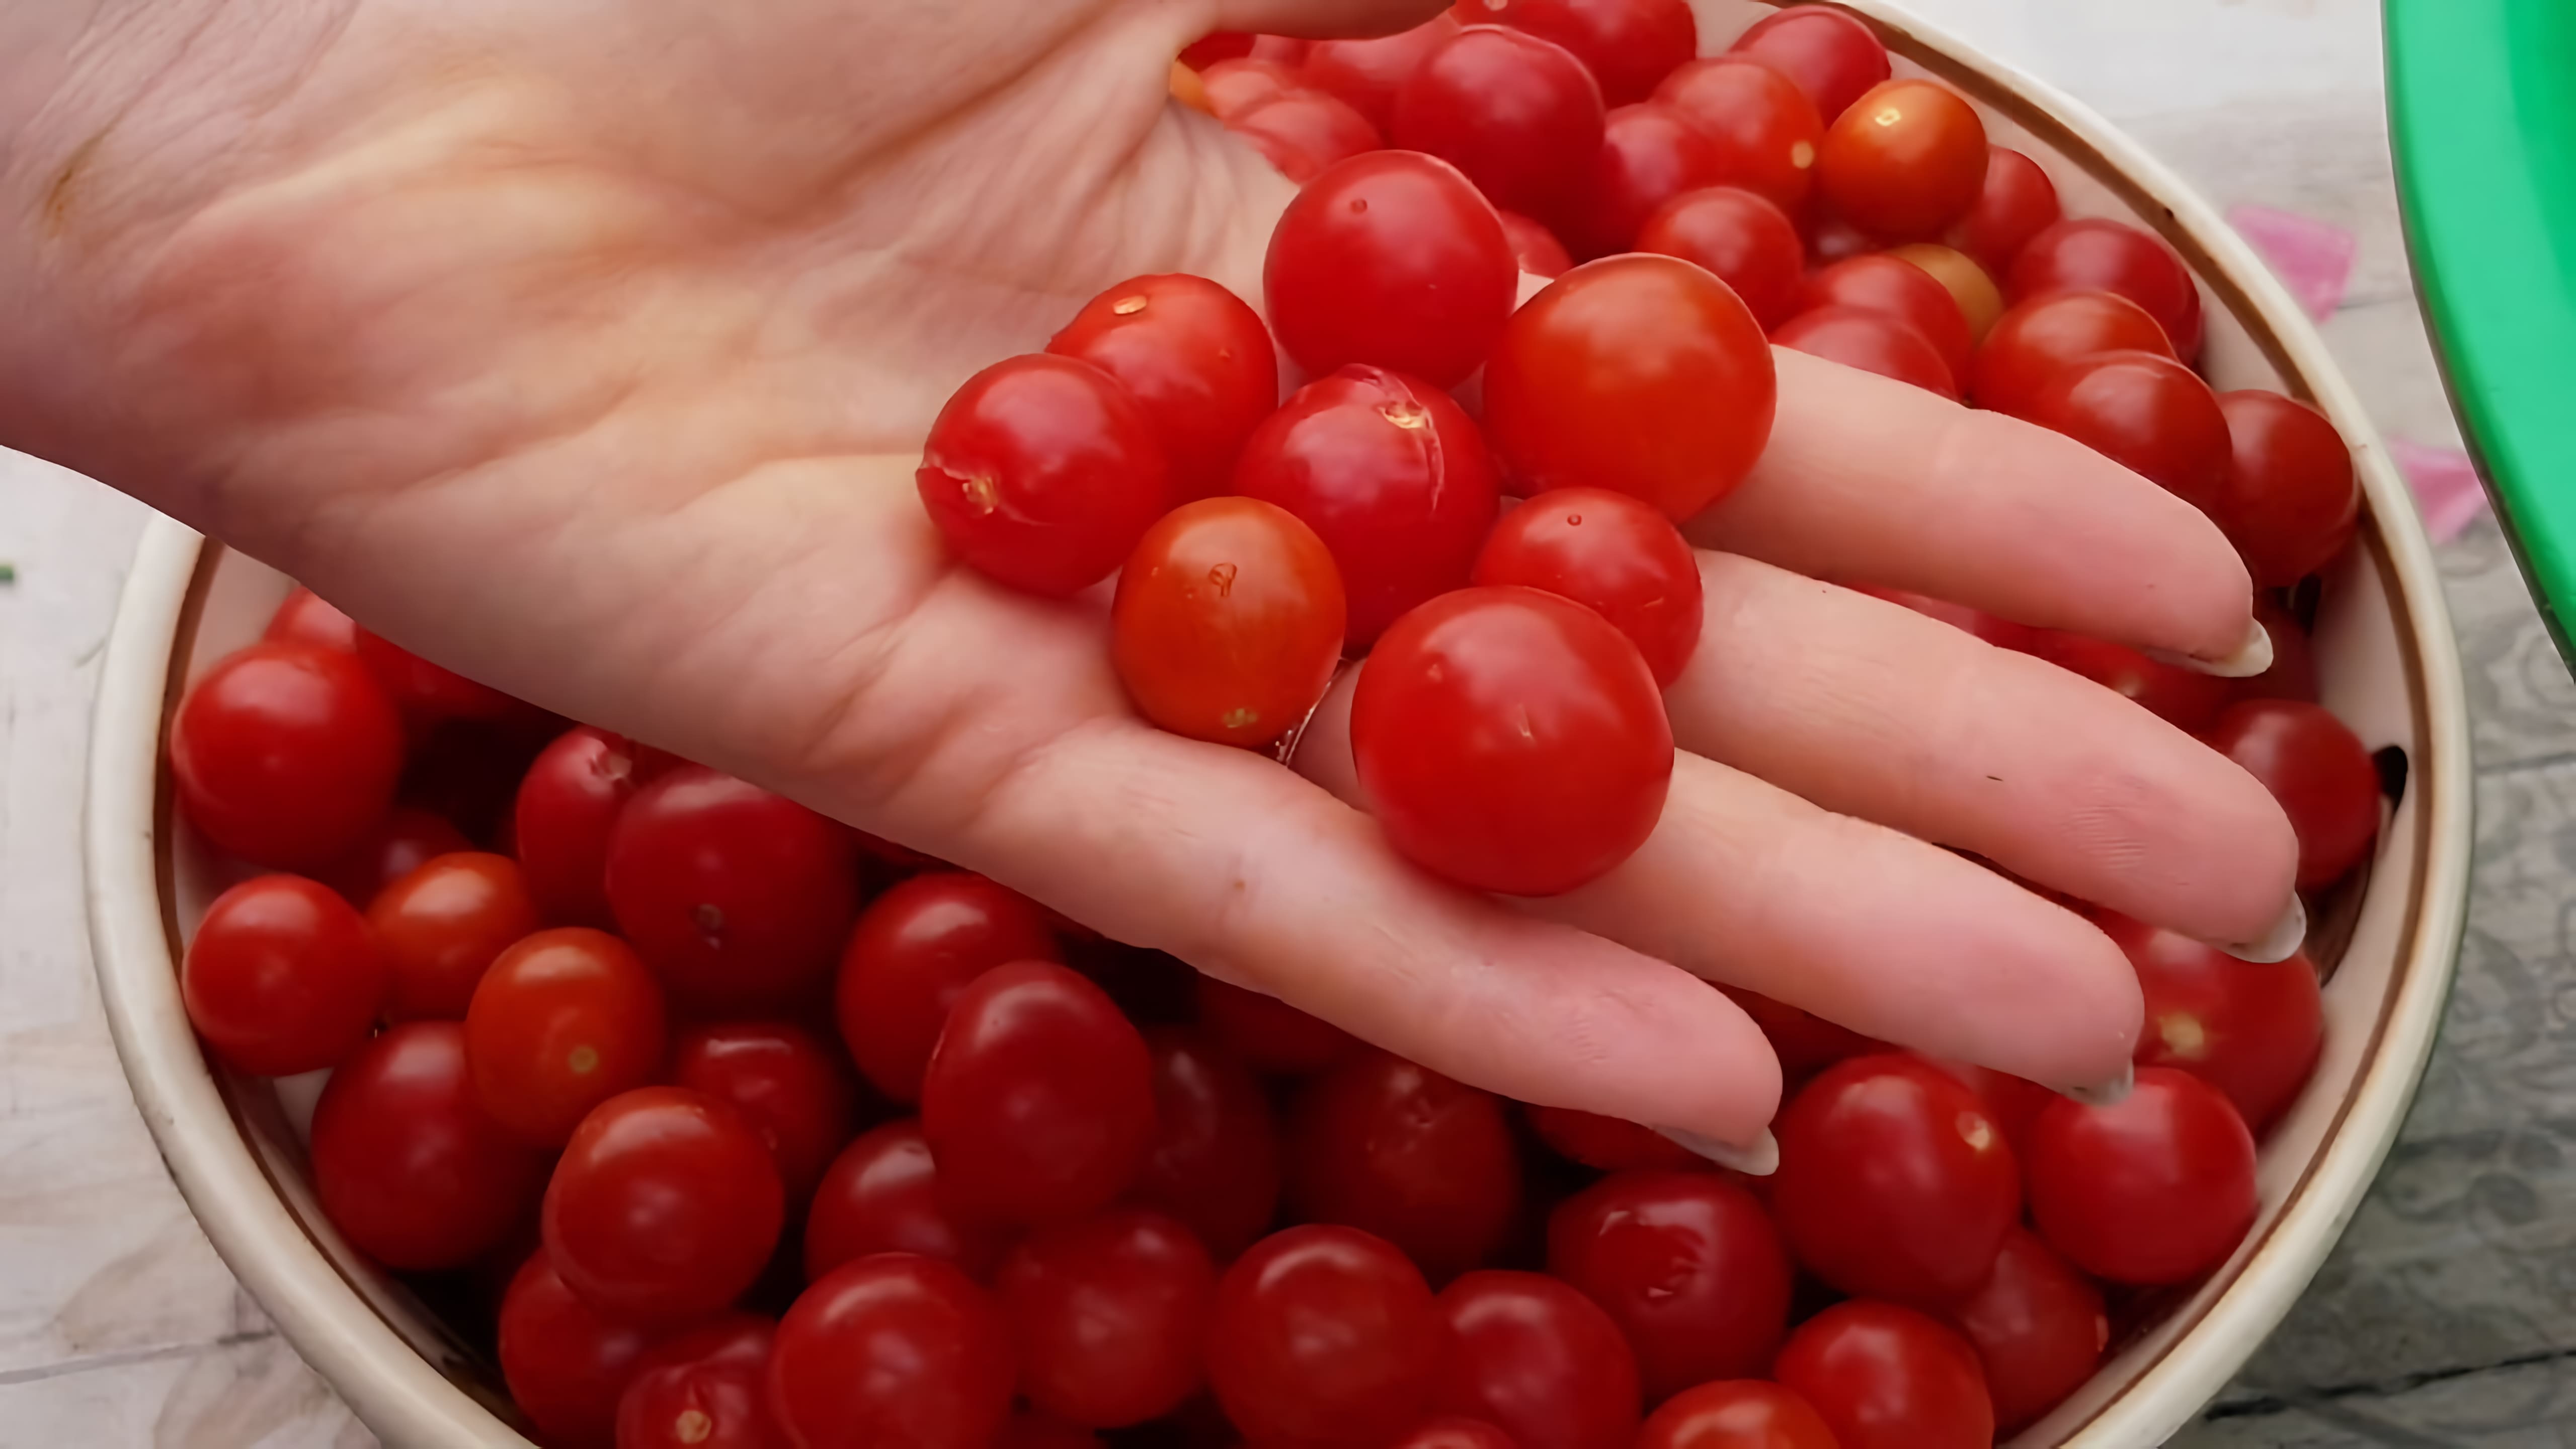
84,3,2473,1444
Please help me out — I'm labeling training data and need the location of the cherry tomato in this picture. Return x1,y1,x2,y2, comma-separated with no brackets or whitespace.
1194,974,1363,1075
1773,307,1959,399
312,1021,548,1269
1111,498,1348,747
1393,26,1605,217
182,874,386,1077
1565,104,1721,261
500,1250,665,1449
1471,0,1696,106
1886,242,2005,343
264,586,358,653
463,927,667,1145
1722,987,1882,1080
1231,89,1385,183
2208,698,2381,889
804,1119,1016,1282
922,961,1157,1226
1802,253,1972,383
2237,595,2321,705
1200,59,1299,121
1435,1270,1639,1449
1352,586,1673,896
1135,1027,1284,1259
770,1254,1016,1449
1772,1301,1992,1449
1207,1225,1447,1448
1393,1418,1521,1449
998,1415,1105,1449
1045,275,1278,504
1289,1050,1520,1283
1182,32,1255,68
605,765,860,1013
2009,217,2205,359
1524,1105,1698,1171
2031,349,2232,512
2212,390,2361,586
1650,60,1821,216
171,640,406,870
1948,1227,2106,1433
674,1020,860,1206
354,628,521,724
1947,146,2060,275
1772,1054,2020,1307
1499,209,1574,277
998,1209,1217,1426
2028,1067,2258,1285
1472,488,1704,687
511,727,640,928
1970,288,2177,420
1264,151,1517,389
364,850,538,1020
545,1086,785,1321
836,872,1059,1103
1484,255,1777,520
2019,629,2234,733
1546,1170,1792,1399
638,1312,777,1375
1728,5,1891,122
1304,12,1462,131
316,805,474,907
1634,187,1805,331
618,1354,782,1449
1817,79,1985,240
1633,1381,1840,1449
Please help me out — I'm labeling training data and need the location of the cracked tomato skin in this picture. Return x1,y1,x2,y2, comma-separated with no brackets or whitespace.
1111,497,1347,749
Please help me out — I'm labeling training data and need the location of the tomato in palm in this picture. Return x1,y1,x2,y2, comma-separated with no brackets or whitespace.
466,928,667,1146
355,627,521,723
618,1355,781,1449
1046,275,1278,503
171,640,405,870
1472,488,1703,687
1634,1381,1839,1449
1564,104,1720,261
1728,5,1890,121
513,726,642,927
1200,58,1298,120
2019,629,2233,733
1947,146,2060,274
2212,390,2360,585
1194,974,1363,1075
921,961,1157,1226
835,871,1058,1103
1208,1225,1447,1448
998,1209,1217,1426
500,1251,665,1449
1546,1170,1791,1398
1773,308,1958,399
1650,60,1821,216
1635,186,1805,330
2028,1067,2258,1285
2101,911,2323,1134
1773,1301,1991,1449
1524,1105,1697,1171
771,1254,1016,1449
804,1119,1016,1282
265,585,359,653
1435,1270,1640,1449
1393,26,1605,217
1948,1228,2106,1433
1111,498,1347,747
1352,587,1673,896
2207,699,2381,888
183,874,386,1077
1290,1050,1520,1283
1265,151,1516,389
1499,210,1574,277
1484,255,1777,521
674,1021,861,1205
1970,289,2176,419
544,1086,785,1321
2031,350,2232,512
1473,0,1696,106
1233,367,1499,649
1772,1054,2020,1307
1817,79,1985,240
1232,90,1384,184
1803,253,1973,384
1303,12,1462,130
317,805,474,907
2009,217,2205,358
1134,1027,1284,1259
605,765,860,1013
312,1022,549,1270
367,850,539,1020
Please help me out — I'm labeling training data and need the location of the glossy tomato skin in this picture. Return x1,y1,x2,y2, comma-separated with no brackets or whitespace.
1134,1027,1284,1259
1633,1381,1838,1449
265,585,360,653
1233,367,1498,649
1352,586,1674,896
317,806,473,907
1546,1170,1793,1399
1500,210,1575,277
618,1355,782,1449
1303,12,1463,131
2020,629,2233,733
2213,390,2360,585
1049,276,1277,503
1208,1225,1448,1448
1635,187,1805,330
368,850,539,1020
544,1086,786,1322
1969,288,2176,419
1773,1301,1993,1449
1193,974,1363,1075
1524,1105,1698,1171
1472,488,1705,686
2207,699,2381,889
1948,146,2060,274
1773,307,1958,399
1949,1228,2107,1433
499,1251,665,1449
2031,349,2232,513
1772,1054,2020,1307
1802,253,1973,384
1265,151,1517,389
2009,217,2205,359
171,641,406,870
311,1022,549,1270
921,961,1157,1227
804,1119,1016,1282
917,353,1172,596
1650,60,1822,216
2028,1067,2258,1285
1817,79,1985,240
1290,1050,1522,1283
1112,498,1347,747
1474,0,1697,106
1728,5,1891,121
997,1209,1218,1426
1232,90,1384,184
2102,911,2323,1133
674,1021,861,1206
466,927,668,1147
770,1254,1017,1449
1392,1417,1522,1449
605,766,860,1013
835,871,1058,1103
1393,26,1606,218
1435,1270,1641,1449
1566,104,1722,261
1484,255,1777,521
514,727,642,928
183,874,386,1077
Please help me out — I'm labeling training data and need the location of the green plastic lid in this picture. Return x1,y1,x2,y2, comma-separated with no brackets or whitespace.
2390,0,2576,661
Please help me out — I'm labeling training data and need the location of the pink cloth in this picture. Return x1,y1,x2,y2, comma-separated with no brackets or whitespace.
2228,204,2358,321
2388,438,2491,544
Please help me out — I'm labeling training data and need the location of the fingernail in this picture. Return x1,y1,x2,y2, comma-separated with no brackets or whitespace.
2224,892,2308,963
2149,617,2273,679
2055,1061,2134,1108
1653,1125,1780,1177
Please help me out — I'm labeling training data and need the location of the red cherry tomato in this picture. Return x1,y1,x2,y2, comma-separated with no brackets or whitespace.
1772,1054,2020,1307
1233,367,1498,649
2028,1067,2259,1285
618,1354,782,1449
836,871,1059,1103
316,804,474,907
264,586,359,653
2019,629,2234,733
1970,288,2177,419
998,1209,1217,1426
1773,307,1959,399
1394,26,1606,217
312,1021,548,1270
1524,1105,1698,1171
1887,242,2005,343
1817,79,1985,240
922,961,1157,1226
465,927,666,1146
1633,1380,1840,1449
1200,59,1299,120
1722,987,1883,1080
182,874,386,1077
1304,12,1463,131
512,726,640,928
1289,1050,1520,1283
2009,217,2205,359
1773,1301,1993,1449
2207,698,2382,889
1194,974,1363,1075
1634,186,1805,331
1948,1227,2106,1433
1435,1270,1640,1449
171,641,405,870
2237,595,2321,705
1045,275,1279,504
674,1021,860,1205
354,628,521,724
605,765,860,1013
1265,151,1517,389
2212,390,2360,586
1472,0,1696,106
2031,350,2232,513
1650,60,1822,216
1545,1170,1792,1399
544,1086,785,1321
1728,5,1891,121
1947,146,2060,275
1472,488,1704,687
1135,1027,1284,1259
1231,89,1385,184
1352,586,1674,896
1182,32,1256,68
638,1312,776,1375
1208,1225,1447,1448
1499,210,1574,277
804,1119,1016,1282
1565,104,1721,261
1802,253,1972,384
771,1254,1017,1449
1393,1418,1522,1449
1111,497,1348,747
366,850,539,1020
500,1250,664,1449
1484,255,1777,521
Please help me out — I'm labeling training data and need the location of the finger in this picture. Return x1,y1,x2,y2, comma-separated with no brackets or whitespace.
1692,348,2260,669
1208,0,1453,40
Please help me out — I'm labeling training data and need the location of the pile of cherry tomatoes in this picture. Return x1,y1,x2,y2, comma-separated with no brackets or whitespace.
162,4,2389,1447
